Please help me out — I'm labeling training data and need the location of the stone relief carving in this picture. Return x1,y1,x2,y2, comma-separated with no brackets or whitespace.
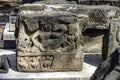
17,13,84,71
16,3,120,72
40,55,54,70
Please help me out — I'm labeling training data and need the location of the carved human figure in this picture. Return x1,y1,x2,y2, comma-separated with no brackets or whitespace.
30,30,46,52
17,13,84,71
17,22,31,54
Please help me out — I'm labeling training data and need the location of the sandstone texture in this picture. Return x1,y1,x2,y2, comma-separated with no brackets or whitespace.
17,11,85,72
19,3,120,54
16,1,120,72
20,4,120,30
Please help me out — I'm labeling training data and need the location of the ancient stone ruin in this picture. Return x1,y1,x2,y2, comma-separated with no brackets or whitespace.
16,11,84,71
16,0,120,72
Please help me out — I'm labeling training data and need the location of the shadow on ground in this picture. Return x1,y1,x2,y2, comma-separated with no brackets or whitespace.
84,53,102,67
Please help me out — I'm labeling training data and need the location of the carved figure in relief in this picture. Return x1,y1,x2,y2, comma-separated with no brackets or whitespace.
30,30,46,52
17,15,84,55
18,41,32,54
29,57,40,70
18,57,29,70
18,20,46,54
40,55,54,70
23,20,46,52
17,22,31,54
17,13,84,71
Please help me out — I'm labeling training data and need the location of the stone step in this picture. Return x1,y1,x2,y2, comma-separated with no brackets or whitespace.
3,23,15,40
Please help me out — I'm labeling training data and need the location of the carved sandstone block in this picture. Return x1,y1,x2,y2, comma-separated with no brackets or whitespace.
17,11,85,72
19,4,120,60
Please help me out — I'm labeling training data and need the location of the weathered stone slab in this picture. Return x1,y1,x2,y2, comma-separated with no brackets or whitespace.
108,17,120,56
21,0,120,7
17,11,85,72
20,4,120,29
18,3,120,60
